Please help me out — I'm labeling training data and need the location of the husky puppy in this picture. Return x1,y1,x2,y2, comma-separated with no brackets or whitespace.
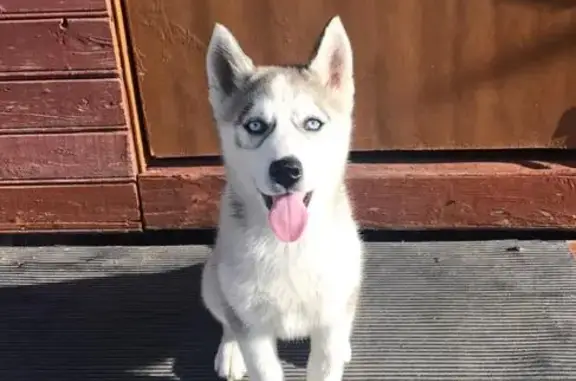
201,16,363,381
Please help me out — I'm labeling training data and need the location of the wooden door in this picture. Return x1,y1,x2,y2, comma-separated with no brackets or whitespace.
123,0,576,159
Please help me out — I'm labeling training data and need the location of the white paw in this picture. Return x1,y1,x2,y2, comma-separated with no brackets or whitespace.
214,339,247,380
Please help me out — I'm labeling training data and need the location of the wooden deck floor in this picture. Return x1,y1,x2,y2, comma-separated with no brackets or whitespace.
0,240,575,380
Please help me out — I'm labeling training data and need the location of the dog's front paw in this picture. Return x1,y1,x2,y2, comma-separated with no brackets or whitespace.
215,339,247,380
307,339,351,381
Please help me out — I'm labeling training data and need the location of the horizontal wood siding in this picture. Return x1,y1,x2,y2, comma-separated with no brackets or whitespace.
0,1,141,231
0,19,115,73
0,183,140,232
0,79,125,131
0,132,133,181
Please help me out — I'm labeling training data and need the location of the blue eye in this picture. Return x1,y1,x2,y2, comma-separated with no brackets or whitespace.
244,119,268,135
303,117,324,131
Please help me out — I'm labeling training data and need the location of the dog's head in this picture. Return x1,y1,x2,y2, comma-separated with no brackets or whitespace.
206,16,354,241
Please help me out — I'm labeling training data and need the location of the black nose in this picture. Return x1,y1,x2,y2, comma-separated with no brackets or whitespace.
269,156,302,190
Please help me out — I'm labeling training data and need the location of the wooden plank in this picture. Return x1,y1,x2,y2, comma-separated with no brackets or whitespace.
124,0,576,158
138,163,576,230
0,132,134,181
0,19,115,73
139,167,224,229
0,79,125,131
0,0,106,14
0,182,140,232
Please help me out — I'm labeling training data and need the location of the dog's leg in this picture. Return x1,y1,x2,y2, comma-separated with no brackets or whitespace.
202,259,248,380
307,287,358,381
306,315,354,381
214,326,247,380
236,331,284,381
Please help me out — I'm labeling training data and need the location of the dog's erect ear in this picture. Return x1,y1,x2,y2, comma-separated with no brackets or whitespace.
309,16,354,93
206,24,254,98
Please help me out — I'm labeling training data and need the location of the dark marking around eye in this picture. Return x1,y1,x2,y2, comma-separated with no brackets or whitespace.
236,101,255,126
234,119,276,150
227,75,271,122
303,117,324,131
243,118,269,135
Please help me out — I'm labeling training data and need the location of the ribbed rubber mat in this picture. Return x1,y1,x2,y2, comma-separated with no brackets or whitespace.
0,241,574,380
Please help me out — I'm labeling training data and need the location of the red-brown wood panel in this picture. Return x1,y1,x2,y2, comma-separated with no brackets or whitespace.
0,132,134,181
0,0,142,233
0,0,106,14
138,163,576,230
0,183,140,232
0,79,125,131
0,19,115,73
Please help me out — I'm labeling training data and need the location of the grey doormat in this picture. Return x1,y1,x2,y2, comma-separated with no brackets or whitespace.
0,240,574,380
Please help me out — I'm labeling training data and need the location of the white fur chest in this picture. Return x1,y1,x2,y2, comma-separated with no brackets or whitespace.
216,227,362,340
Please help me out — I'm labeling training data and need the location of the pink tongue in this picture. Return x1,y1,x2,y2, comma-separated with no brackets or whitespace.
268,192,308,242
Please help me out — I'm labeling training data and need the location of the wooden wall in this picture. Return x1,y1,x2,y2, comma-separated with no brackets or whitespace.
0,0,140,232
126,0,576,231
3,0,576,232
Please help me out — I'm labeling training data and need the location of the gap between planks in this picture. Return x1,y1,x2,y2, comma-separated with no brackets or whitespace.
0,12,109,21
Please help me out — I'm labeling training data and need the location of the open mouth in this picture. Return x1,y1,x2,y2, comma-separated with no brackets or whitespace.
261,191,313,210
